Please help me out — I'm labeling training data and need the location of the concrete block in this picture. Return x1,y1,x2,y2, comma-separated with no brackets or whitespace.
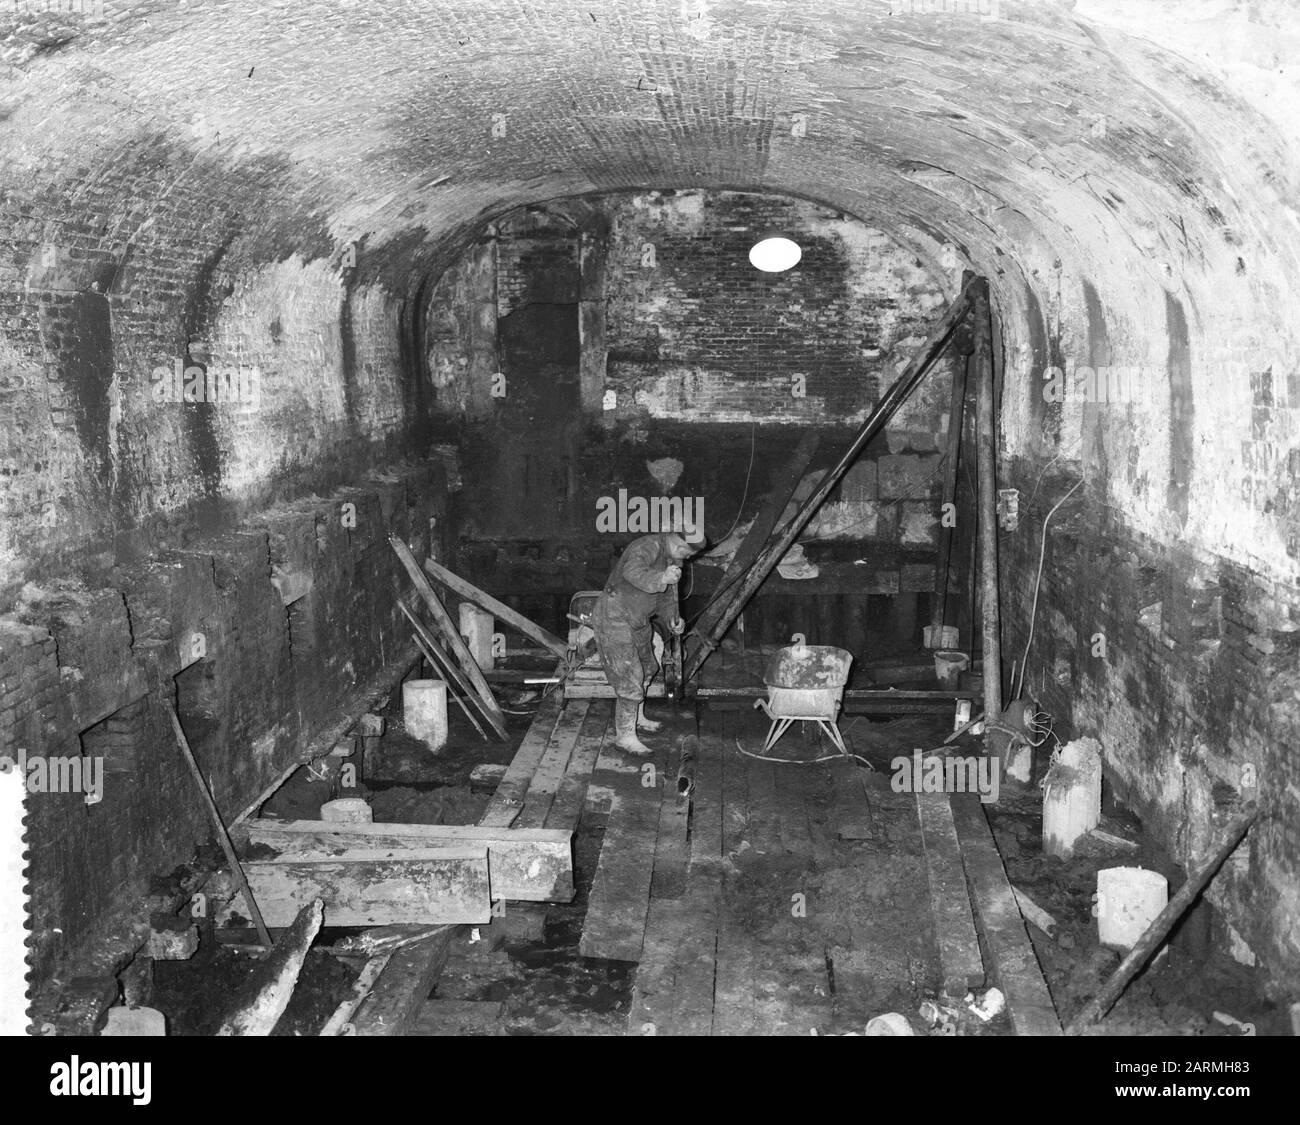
146,924,199,961
899,502,940,549
321,797,373,822
101,1006,167,1036
900,564,936,592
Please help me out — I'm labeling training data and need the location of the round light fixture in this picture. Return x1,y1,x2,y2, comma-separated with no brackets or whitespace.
748,235,801,273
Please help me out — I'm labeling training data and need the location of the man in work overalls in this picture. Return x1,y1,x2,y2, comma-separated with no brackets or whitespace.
593,531,697,755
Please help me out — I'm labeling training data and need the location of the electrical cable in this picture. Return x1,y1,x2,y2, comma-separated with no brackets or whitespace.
1016,477,1083,699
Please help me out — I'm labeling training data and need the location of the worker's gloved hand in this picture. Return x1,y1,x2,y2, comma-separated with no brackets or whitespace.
668,616,686,635
663,564,683,584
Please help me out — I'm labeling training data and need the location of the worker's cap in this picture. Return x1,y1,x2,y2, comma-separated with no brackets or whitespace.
664,532,700,558
660,499,706,546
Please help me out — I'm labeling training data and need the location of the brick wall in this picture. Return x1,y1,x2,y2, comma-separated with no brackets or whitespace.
2,463,449,997
603,191,956,426
0,139,420,599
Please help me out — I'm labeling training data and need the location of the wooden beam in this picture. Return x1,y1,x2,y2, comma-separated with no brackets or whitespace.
217,900,322,1036
238,847,491,927
932,289,972,635
684,431,820,673
159,692,274,949
683,276,981,684
399,599,506,742
351,927,457,1036
544,700,611,834
972,282,1002,718
1066,808,1257,1034
422,557,569,658
916,789,985,998
389,535,509,738
408,612,490,742
515,701,590,829
580,731,663,962
950,794,1061,1035
242,820,575,903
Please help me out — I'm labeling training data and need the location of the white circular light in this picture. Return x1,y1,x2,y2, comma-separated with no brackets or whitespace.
748,236,802,273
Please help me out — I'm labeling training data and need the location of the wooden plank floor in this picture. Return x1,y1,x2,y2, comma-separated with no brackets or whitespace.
613,706,944,1035
477,688,1039,1036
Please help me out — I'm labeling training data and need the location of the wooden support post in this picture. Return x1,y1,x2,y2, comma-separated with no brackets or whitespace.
932,289,972,636
161,693,274,949
682,276,981,685
973,281,1002,720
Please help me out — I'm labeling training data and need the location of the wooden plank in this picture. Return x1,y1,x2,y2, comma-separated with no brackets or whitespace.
422,557,568,658
712,724,755,1035
239,848,492,927
400,599,503,739
352,927,456,1036
479,691,563,827
579,743,662,963
515,700,589,829
916,789,985,997
666,869,720,1035
389,534,509,738
411,626,489,742
950,794,1061,1035
632,731,720,1034
630,895,689,1034
217,900,323,1036
690,728,725,866
653,719,725,1026
650,738,690,900
582,726,623,820
413,998,506,1036
545,700,611,833
243,820,574,903
932,314,970,634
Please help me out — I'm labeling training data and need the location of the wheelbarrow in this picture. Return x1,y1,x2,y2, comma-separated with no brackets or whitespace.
753,634,854,758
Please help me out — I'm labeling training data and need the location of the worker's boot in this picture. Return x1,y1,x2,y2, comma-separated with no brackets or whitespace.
614,697,655,756
636,701,663,733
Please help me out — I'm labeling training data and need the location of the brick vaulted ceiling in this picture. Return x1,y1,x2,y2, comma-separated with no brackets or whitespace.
3,1,1296,291
2,0,1298,579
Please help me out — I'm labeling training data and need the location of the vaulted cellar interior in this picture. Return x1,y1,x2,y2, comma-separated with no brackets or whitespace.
1,0,1297,1046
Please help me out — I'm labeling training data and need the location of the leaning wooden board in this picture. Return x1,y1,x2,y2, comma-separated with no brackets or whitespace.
237,847,491,927
422,556,569,658
389,534,509,738
242,820,575,903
